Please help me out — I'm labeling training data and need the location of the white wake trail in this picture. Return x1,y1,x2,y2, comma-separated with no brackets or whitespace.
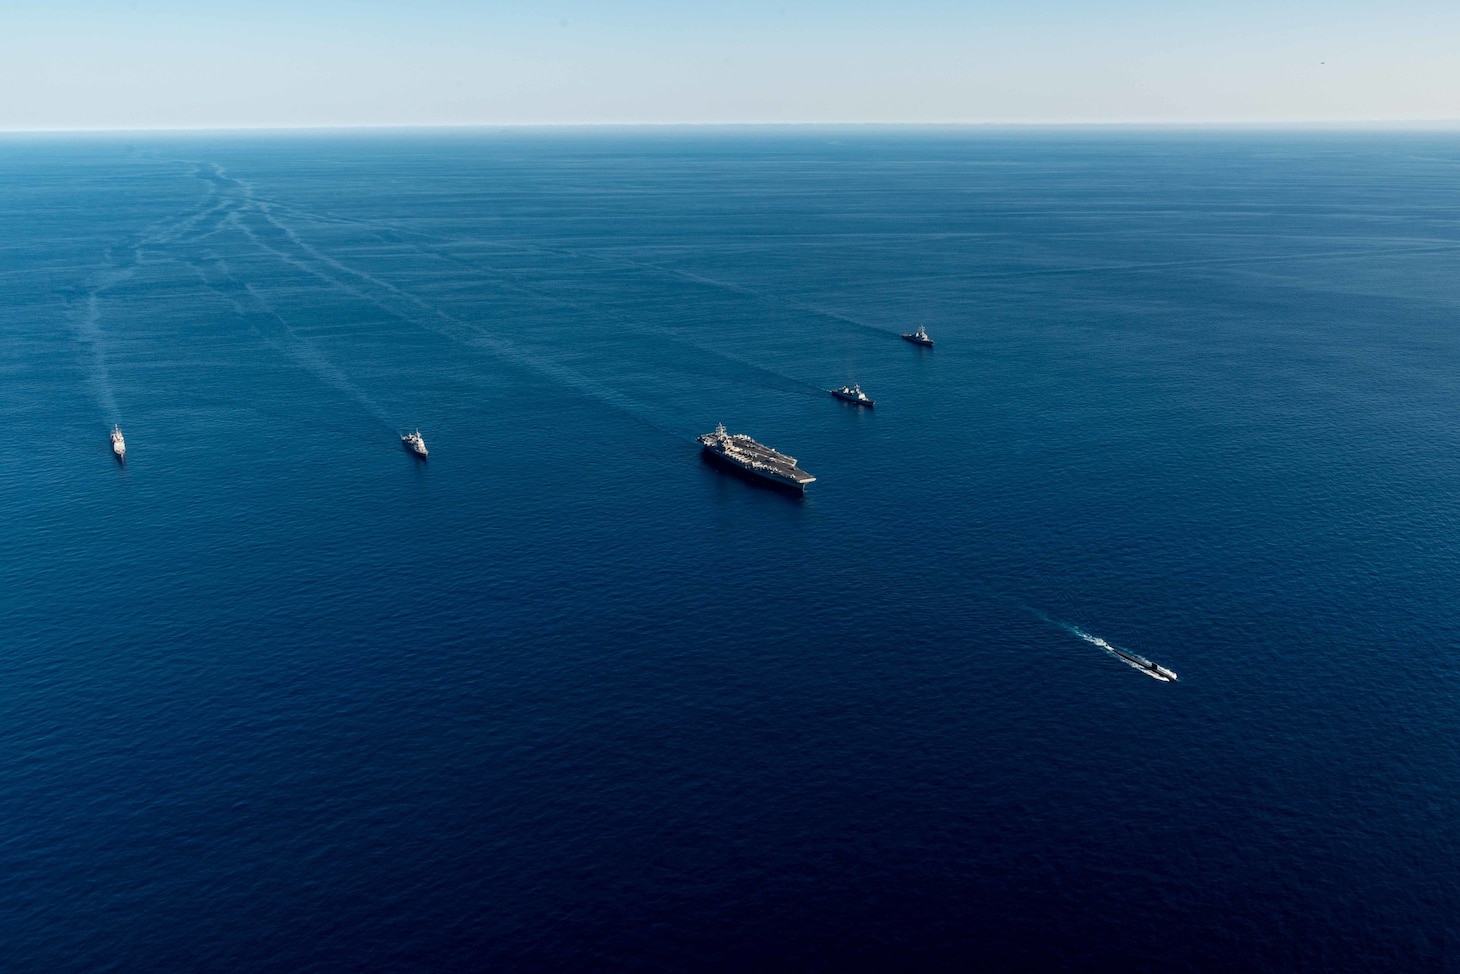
71,287,123,422
231,203,675,435
241,283,396,429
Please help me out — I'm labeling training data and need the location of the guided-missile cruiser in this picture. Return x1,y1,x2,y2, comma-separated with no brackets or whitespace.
698,423,815,492
901,324,933,347
831,383,875,407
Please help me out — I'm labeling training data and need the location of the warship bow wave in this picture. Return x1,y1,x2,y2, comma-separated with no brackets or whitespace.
699,423,815,491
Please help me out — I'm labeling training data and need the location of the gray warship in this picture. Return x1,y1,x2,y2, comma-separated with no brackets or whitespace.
698,423,815,491
901,324,933,347
831,383,874,407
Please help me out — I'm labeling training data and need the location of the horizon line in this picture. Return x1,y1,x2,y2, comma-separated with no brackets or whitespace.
4,119,1460,136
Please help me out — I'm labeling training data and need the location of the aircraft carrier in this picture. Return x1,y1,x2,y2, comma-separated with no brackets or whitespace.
699,423,815,491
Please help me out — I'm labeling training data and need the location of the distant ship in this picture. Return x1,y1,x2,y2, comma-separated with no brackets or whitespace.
699,423,815,491
901,324,933,347
831,383,875,407
401,430,428,459
110,425,126,462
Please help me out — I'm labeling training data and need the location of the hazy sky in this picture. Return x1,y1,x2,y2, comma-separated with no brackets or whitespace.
3,0,1457,130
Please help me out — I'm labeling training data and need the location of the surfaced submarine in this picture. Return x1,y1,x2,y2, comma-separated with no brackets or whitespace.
1107,643,1179,682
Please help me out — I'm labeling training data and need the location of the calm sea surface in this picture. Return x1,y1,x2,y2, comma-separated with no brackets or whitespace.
2,130,1458,971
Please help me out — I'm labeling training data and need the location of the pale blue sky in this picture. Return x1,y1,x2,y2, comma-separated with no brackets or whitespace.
2,1,1457,129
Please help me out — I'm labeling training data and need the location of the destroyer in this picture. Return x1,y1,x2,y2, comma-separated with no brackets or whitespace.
901,324,933,347
401,429,428,459
699,423,815,491
831,384,875,408
110,425,126,462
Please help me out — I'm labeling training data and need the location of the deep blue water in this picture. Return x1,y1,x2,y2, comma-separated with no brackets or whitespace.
2,129,1458,971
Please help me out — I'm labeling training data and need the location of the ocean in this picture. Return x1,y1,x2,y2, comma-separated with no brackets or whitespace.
1,129,1457,971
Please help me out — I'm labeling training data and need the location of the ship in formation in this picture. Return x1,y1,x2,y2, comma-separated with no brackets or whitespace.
699,423,815,492
901,324,933,347
97,318,935,478
831,383,874,408
401,429,428,459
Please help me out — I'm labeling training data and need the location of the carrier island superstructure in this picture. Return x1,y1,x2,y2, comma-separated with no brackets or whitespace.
699,423,815,491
